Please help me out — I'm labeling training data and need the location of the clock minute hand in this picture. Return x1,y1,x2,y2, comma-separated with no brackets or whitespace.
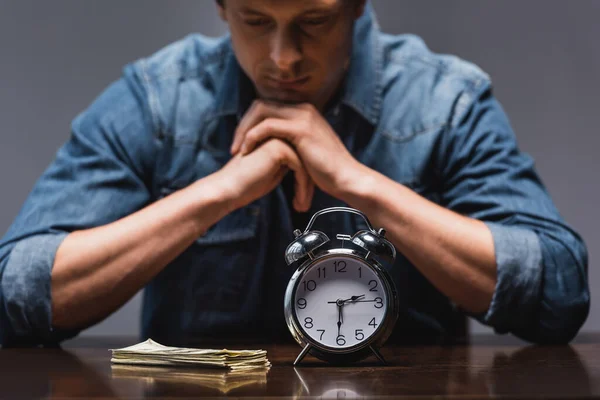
337,304,343,336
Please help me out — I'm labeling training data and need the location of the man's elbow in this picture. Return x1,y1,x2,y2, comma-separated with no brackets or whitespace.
522,235,590,345
530,291,590,345
0,234,75,347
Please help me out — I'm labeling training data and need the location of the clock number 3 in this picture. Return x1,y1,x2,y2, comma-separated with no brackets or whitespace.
374,297,383,309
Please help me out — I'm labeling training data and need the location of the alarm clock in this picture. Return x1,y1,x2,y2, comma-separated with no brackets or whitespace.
283,207,399,365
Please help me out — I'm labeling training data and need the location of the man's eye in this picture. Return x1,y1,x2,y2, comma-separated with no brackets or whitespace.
244,18,270,27
301,17,329,26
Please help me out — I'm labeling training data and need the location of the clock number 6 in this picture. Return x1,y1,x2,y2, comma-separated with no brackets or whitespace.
336,335,346,346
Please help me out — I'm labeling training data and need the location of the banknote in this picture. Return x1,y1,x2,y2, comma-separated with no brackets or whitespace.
111,339,271,370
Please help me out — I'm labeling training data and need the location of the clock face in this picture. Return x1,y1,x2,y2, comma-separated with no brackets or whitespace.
293,255,388,350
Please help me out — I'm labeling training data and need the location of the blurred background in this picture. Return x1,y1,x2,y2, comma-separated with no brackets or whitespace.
0,0,597,338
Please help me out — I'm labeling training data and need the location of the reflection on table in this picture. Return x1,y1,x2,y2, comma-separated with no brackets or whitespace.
111,363,269,396
0,335,596,399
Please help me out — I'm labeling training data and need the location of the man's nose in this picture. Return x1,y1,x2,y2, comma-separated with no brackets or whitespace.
270,28,302,73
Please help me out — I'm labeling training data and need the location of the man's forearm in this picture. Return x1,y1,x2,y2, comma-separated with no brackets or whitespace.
337,164,497,314
51,173,234,331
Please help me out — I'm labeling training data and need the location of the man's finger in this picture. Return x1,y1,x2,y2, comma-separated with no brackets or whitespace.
231,101,299,155
295,175,315,213
241,118,299,156
271,141,314,212
231,101,262,155
284,147,313,212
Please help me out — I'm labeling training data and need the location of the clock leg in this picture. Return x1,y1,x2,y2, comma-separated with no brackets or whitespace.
293,343,312,366
370,345,387,365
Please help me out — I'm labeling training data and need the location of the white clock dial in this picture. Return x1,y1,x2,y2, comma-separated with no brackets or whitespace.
293,256,388,349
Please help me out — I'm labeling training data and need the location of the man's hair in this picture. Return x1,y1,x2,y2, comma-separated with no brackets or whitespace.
215,0,364,18
216,0,362,8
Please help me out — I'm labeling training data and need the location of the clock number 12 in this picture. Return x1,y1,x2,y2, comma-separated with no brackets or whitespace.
333,261,346,273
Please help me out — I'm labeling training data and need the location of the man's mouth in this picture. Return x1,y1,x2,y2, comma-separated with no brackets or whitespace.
265,76,310,90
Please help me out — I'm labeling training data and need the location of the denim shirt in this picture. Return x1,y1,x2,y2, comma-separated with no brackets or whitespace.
0,4,589,346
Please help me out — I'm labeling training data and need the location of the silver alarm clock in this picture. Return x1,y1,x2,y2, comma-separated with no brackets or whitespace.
283,207,399,365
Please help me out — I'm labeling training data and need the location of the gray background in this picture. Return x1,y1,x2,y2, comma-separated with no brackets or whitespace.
0,0,597,338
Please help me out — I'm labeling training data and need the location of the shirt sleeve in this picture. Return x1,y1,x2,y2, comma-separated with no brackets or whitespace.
0,63,157,346
437,84,590,344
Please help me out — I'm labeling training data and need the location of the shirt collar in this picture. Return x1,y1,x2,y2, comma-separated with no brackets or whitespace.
210,40,255,121
211,1,383,126
340,1,383,126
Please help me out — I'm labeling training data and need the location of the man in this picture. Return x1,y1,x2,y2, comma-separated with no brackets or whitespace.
0,0,589,347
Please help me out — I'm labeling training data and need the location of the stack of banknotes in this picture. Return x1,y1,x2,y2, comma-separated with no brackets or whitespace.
110,339,271,371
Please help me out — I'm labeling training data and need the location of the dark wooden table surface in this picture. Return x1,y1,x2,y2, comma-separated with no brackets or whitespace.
1,334,600,399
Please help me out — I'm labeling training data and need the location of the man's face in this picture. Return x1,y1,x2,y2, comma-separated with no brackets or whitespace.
218,0,365,111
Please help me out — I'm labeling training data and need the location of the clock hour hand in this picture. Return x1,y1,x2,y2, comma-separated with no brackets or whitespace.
327,294,365,304
344,294,365,303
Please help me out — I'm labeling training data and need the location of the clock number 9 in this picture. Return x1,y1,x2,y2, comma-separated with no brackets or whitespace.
297,298,307,309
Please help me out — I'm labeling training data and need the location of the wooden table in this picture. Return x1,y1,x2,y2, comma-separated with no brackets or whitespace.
1,334,599,399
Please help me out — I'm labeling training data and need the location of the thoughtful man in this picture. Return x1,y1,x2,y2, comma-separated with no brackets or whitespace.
0,0,589,347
